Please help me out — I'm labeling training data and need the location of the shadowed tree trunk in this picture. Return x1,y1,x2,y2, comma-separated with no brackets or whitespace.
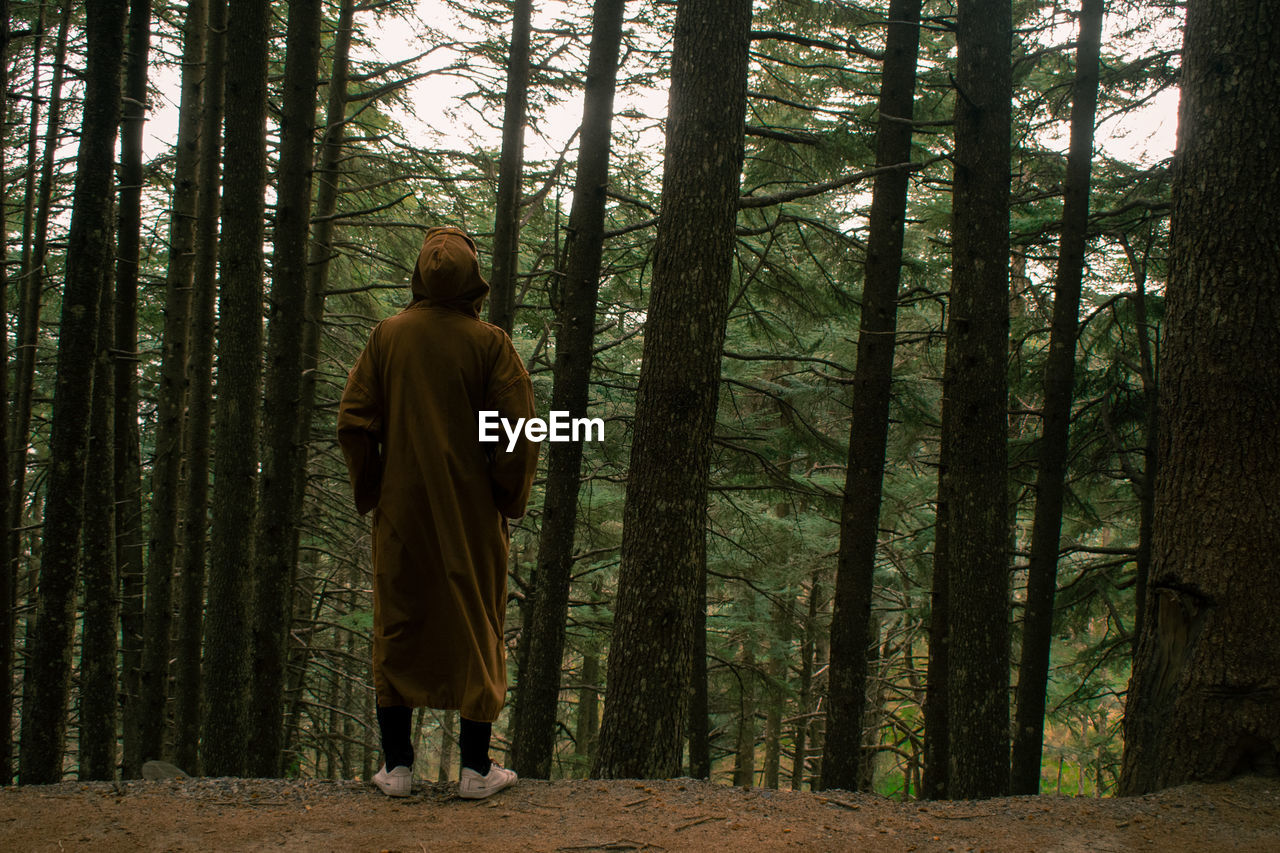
574,652,600,771
116,0,152,776
0,0,13,787
922,475,949,800
591,0,754,780
1010,0,1103,795
509,0,626,781
203,0,271,777
1120,0,1280,795
486,0,533,334
7,12,70,780
17,0,128,785
78,258,118,781
732,640,757,787
249,0,323,778
687,568,710,778
172,0,227,776
936,0,1012,801
822,0,922,792
140,0,206,770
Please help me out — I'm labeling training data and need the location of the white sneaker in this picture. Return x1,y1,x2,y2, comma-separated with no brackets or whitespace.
372,764,413,797
458,762,517,799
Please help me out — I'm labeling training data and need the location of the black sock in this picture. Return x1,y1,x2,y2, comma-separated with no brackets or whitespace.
460,717,491,775
377,704,414,770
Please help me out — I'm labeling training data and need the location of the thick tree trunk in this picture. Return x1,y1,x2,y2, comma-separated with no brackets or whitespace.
140,0,205,770
1010,0,1103,795
115,0,152,776
1120,0,1280,795
591,0,753,780
78,261,118,781
822,0,922,792
203,0,271,777
509,0,626,780
17,0,128,785
937,0,1012,801
486,0,533,334
172,0,227,776
249,0,323,778
687,572,710,778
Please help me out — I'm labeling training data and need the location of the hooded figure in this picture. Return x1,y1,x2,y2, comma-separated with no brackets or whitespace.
338,226,539,738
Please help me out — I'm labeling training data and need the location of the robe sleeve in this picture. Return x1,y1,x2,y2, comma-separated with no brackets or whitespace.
337,329,384,515
485,334,540,518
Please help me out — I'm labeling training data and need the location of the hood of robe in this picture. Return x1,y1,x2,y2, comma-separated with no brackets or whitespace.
410,226,490,317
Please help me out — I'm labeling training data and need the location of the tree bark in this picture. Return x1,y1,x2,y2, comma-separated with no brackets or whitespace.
732,640,757,787
591,0,753,780
922,470,950,800
78,255,118,781
7,13,70,778
0,0,14,787
510,0,626,779
17,0,128,784
172,0,227,776
140,0,205,770
249,0,323,778
486,0,533,334
115,0,152,776
822,0,922,792
934,0,1013,801
1010,0,1103,795
203,0,271,777
1120,0,1280,795
792,570,821,790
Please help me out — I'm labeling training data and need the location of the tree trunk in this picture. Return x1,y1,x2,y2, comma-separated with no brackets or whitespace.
732,641,757,787
249,0,323,778
7,11,70,781
761,593,791,789
140,0,205,770
1120,0,1280,794
172,0,227,776
17,0,128,785
78,258,118,781
591,0,753,780
509,0,626,780
0,0,15,787
115,0,152,776
922,471,950,800
1010,0,1103,795
203,0,271,777
822,0,921,792
486,0,533,334
687,571,710,778
938,0,1012,801
792,570,821,791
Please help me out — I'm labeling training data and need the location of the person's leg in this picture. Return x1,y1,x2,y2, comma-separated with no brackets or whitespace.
377,704,414,770
459,716,492,775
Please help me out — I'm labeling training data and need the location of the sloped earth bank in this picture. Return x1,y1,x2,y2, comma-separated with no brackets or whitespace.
2,774,1277,851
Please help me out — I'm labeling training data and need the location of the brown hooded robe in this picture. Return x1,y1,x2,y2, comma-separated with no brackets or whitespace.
338,227,539,722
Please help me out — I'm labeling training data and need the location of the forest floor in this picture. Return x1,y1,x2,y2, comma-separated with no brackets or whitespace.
1,772,1277,851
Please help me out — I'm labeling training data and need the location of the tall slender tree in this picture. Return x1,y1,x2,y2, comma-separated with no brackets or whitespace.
17,0,129,785
1010,0,1104,795
592,0,754,780
509,0,627,780
203,0,272,777
1120,0,1280,795
173,0,228,775
486,0,533,333
0,0,13,787
115,0,152,773
250,0,323,777
822,0,923,792
936,0,1012,800
139,0,207,769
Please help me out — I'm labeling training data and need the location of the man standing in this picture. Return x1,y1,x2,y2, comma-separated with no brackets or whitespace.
338,226,540,799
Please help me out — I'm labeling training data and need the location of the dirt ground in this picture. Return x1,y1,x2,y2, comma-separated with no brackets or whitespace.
1,772,1277,851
